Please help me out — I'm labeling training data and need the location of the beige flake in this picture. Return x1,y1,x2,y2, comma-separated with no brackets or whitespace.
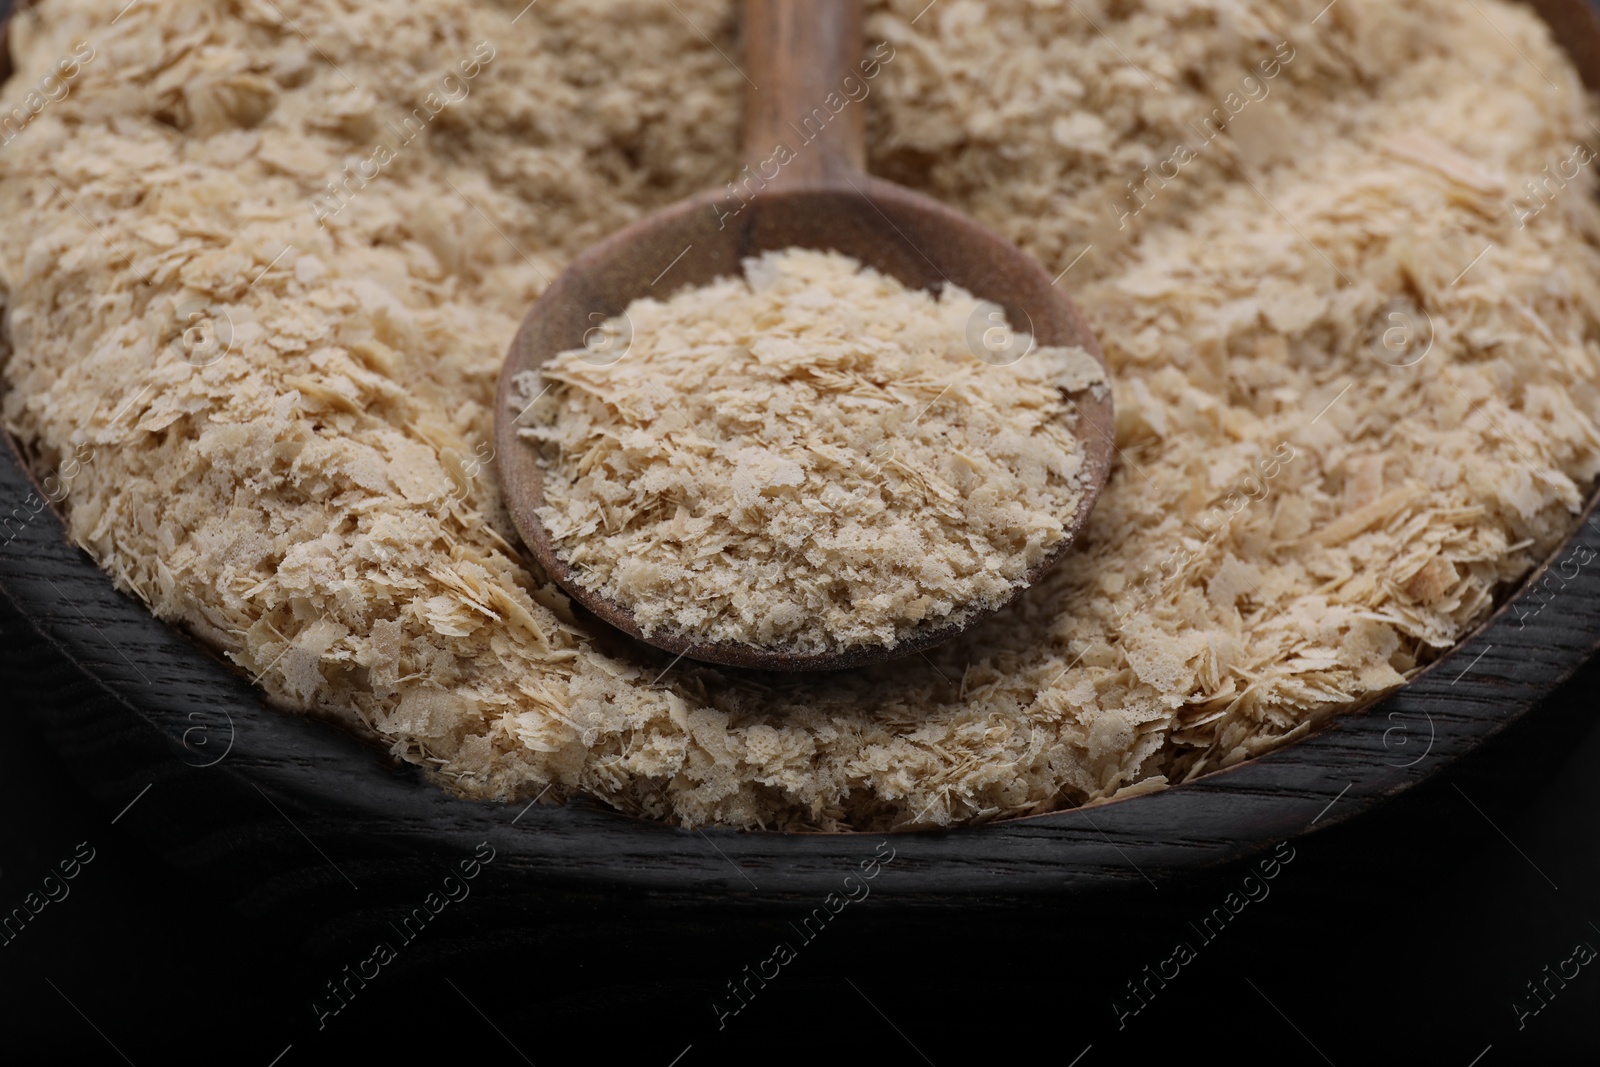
1,0,1597,831
520,248,1096,655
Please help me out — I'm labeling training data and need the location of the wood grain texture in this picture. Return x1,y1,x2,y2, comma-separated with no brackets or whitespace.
0,0,1598,927
741,0,866,187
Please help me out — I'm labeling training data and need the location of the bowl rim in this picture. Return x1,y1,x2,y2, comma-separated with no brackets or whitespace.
6,439,1599,898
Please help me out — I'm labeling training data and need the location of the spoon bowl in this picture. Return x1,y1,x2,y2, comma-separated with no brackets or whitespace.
494,0,1113,672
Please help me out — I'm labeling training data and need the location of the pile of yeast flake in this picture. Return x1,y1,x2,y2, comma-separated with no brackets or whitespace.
516,249,1105,655
8,0,1600,832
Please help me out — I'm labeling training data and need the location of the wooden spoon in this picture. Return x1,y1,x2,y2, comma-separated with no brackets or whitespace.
494,0,1114,672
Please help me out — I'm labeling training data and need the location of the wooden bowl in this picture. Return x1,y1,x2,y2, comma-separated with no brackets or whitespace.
3,0,1600,925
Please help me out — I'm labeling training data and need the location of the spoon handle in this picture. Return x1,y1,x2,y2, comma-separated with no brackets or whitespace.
742,0,867,191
